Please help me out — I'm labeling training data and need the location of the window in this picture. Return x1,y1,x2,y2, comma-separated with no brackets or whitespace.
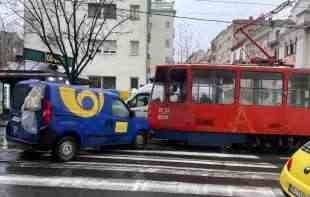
130,41,139,56
88,3,116,19
90,39,103,54
166,21,171,28
136,94,149,107
129,94,149,108
130,77,139,89
285,43,289,57
288,74,310,107
240,72,283,106
165,40,170,48
192,70,235,104
89,76,116,89
169,69,187,103
89,76,101,88
165,57,170,64
103,77,116,89
103,40,117,54
103,4,116,19
303,141,310,153
112,99,129,117
290,40,295,55
12,84,32,110
130,5,140,20
88,4,102,18
151,83,165,102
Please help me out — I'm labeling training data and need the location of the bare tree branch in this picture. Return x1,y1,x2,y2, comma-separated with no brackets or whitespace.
4,0,130,83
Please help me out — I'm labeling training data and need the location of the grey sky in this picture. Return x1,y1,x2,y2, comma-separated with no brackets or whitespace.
175,0,291,50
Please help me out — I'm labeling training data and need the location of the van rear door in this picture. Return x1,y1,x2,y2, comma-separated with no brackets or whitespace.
7,83,44,144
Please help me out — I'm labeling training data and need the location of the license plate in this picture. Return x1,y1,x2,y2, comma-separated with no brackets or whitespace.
288,184,310,197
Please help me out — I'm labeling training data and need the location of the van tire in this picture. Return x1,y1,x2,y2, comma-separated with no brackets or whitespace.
53,136,77,162
133,133,147,149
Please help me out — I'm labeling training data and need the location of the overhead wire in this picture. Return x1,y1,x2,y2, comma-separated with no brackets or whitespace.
117,8,306,30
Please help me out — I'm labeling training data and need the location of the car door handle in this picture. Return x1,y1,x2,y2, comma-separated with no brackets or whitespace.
304,167,310,175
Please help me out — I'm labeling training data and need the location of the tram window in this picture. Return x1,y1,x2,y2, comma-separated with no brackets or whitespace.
192,70,235,104
240,72,283,106
168,69,187,103
288,74,310,107
151,83,165,102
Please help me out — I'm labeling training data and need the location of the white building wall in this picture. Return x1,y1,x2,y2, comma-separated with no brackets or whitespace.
149,0,175,77
84,0,149,90
25,0,149,91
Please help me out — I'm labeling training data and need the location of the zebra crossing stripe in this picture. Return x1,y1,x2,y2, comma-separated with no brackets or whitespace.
78,155,279,169
109,149,289,160
0,174,282,197
13,160,279,181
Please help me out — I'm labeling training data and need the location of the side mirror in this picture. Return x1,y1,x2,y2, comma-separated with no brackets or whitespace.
129,110,135,118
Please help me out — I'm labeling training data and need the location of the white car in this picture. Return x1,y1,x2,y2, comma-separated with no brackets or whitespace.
127,84,152,118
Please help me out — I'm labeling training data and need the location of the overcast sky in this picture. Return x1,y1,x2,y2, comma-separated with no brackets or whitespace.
175,0,292,50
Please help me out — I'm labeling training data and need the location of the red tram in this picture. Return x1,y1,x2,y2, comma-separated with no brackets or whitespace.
148,64,310,148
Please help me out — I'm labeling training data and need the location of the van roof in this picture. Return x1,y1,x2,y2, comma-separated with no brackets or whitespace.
16,80,118,98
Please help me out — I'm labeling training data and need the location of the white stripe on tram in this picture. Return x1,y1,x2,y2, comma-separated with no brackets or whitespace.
0,175,282,197
78,155,279,169
15,160,279,180
109,149,289,160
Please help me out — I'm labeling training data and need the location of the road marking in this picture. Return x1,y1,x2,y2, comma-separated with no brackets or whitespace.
0,174,282,197
78,155,279,169
12,160,280,181
108,149,289,160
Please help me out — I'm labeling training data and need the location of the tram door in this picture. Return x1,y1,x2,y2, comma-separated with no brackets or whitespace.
164,68,191,131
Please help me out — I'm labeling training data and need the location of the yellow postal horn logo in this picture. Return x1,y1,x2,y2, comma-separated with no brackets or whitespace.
59,87,104,118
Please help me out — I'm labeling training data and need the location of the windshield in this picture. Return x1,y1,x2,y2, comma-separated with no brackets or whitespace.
303,141,310,153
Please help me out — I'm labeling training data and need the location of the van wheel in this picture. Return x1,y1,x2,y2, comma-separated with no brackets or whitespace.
53,137,77,162
133,133,147,149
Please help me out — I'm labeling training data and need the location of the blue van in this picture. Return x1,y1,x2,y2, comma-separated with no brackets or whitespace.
6,80,149,161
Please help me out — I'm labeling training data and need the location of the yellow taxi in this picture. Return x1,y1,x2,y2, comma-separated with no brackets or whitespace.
280,141,310,197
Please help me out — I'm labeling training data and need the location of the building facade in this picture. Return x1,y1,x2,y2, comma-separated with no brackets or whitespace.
149,0,175,77
25,0,152,91
213,0,310,68
231,20,288,65
208,18,260,64
24,0,176,91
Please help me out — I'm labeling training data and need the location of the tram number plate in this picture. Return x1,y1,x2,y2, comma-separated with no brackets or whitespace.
158,107,170,120
158,115,169,120
288,184,310,197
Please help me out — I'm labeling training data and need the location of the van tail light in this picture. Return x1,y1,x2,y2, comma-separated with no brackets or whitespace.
43,101,52,125
287,158,293,171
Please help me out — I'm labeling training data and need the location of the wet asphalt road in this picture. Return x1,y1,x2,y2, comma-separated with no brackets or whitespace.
0,142,289,197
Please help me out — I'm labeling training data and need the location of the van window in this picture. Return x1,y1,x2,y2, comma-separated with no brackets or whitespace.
112,99,129,117
136,94,149,107
12,85,32,110
23,84,45,111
